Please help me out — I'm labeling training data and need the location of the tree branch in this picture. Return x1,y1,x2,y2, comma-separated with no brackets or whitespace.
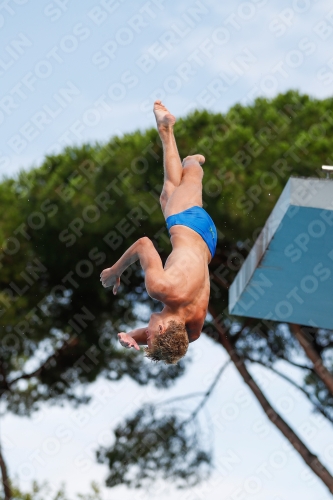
290,324,333,397
251,324,316,372
244,355,333,424
155,392,206,407
210,273,229,290
274,354,314,372
0,360,10,394
231,319,253,345
8,336,79,386
205,321,315,372
156,361,231,426
0,442,11,500
183,359,231,424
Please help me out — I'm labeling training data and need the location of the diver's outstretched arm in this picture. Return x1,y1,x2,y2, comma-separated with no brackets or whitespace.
100,237,150,293
100,237,165,296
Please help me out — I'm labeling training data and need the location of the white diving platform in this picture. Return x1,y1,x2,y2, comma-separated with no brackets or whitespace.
229,177,333,329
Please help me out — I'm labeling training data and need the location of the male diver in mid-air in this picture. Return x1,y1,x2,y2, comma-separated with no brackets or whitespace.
100,101,217,364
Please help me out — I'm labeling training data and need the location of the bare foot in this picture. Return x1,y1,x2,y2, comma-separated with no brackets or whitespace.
182,154,205,166
153,100,176,134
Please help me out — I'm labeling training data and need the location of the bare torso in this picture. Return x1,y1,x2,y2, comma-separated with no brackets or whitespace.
162,225,211,340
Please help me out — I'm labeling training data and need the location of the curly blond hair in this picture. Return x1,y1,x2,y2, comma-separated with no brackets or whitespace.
144,320,189,365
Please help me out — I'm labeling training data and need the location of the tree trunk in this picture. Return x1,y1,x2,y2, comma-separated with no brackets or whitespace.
290,324,333,396
0,445,11,500
208,307,333,494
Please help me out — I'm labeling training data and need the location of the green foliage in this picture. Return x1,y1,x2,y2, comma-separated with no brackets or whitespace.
0,479,102,500
96,404,211,489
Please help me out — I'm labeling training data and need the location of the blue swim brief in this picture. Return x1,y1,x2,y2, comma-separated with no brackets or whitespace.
166,206,217,258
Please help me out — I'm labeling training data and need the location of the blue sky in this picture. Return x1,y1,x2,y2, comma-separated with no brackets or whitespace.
1,0,333,498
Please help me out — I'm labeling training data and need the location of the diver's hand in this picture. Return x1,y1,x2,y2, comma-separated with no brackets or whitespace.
118,333,140,351
100,266,121,294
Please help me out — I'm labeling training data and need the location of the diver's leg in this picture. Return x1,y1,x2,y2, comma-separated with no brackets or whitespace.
153,100,183,214
163,154,205,218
